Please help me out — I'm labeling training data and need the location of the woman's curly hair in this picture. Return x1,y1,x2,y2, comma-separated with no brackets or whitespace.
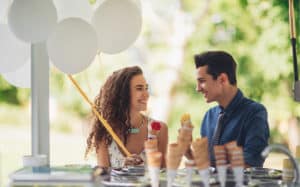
85,66,143,158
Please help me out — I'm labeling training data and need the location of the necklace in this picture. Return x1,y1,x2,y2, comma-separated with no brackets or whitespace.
129,116,145,134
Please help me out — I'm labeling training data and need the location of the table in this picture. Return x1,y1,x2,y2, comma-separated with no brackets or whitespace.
9,166,287,187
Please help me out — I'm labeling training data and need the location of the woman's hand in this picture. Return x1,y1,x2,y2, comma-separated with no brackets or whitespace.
123,154,144,166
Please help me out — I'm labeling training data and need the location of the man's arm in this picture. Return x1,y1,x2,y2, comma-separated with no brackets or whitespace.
241,106,269,167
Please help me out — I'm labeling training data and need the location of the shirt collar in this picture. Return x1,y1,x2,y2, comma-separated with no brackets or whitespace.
218,89,244,116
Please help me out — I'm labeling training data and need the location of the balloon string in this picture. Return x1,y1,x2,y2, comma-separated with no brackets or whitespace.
67,74,131,157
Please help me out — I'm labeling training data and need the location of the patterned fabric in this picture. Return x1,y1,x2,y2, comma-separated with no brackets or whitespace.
108,117,156,168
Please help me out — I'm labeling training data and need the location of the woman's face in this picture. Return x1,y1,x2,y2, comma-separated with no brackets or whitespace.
129,74,149,112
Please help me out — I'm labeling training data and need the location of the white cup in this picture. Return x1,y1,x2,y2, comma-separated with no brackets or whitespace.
23,154,48,167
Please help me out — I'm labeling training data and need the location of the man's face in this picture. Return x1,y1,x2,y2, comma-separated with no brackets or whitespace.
196,65,222,103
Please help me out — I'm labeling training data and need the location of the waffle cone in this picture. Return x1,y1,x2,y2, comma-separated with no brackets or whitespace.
178,141,191,154
215,154,227,160
231,160,244,167
194,160,210,170
190,138,209,169
182,122,194,129
216,159,227,166
191,138,208,157
185,160,196,167
214,145,226,154
167,143,183,157
147,151,162,168
144,139,158,152
191,138,208,151
166,143,183,169
224,141,238,151
166,156,181,169
178,129,193,140
149,129,160,137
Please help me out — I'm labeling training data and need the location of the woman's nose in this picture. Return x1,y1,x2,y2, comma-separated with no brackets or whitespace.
196,83,201,92
143,89,149,97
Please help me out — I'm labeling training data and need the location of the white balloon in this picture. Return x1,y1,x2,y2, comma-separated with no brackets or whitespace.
0,0,11,24
2,59,31,88
47,18,98,74
93,0,141,11
0,24,30,73
53,0,93,22
92,0,142,54
8,0,57,43
131,0,142,10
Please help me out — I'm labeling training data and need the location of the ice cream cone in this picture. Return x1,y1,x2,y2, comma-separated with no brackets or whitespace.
214,145,227,166
232,166,244,187
144,139,158,153
148,129,159,139
185,160,195,187
180,113,194,136
146,151,162,187
180,113,194,128
177,135,192,154
191,138,209,170
224,141,238,151
167,169,177,187
217,165,227,187
178,129,193,139
216,159,227,165
199,168,210,187
148,121,161,139
148,167,160,187
166,143,182,170
227,147,244,167
146,151,162,168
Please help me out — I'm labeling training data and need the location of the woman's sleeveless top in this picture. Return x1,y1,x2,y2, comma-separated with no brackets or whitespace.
108,117,157,168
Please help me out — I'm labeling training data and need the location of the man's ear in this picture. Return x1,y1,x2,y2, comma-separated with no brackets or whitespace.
218,73,228,84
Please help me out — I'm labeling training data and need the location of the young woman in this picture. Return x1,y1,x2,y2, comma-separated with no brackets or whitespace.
85,66,168,168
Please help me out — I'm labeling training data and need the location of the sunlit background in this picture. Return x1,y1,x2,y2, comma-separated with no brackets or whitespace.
1,0,300,186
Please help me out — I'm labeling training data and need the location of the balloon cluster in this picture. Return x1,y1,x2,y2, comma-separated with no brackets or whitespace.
0,0,142,87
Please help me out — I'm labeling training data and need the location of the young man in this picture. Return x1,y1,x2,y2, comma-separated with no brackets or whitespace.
194,51,269,167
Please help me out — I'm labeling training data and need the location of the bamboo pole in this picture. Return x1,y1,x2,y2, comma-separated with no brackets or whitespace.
67,74,131,156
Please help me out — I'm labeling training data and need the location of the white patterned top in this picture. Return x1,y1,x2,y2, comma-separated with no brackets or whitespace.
108,118,159,168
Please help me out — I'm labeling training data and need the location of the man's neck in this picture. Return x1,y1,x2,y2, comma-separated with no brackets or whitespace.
219,86,238,109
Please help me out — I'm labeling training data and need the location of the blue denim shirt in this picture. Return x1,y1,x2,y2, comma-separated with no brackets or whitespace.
201,89,269,167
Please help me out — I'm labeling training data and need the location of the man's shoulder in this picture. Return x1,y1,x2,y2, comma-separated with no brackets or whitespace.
242,97,267,112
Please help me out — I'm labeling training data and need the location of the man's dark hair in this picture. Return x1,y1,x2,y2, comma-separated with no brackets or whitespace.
194,51,237,85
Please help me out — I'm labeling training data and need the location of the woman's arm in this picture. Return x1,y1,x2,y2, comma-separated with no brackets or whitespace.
96,141,110,168
158,122,168,168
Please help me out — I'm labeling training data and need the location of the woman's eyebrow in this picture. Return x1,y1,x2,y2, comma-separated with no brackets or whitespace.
134,84,148,88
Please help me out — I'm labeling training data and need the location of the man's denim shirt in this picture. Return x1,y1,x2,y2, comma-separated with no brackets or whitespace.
201,89,270,167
